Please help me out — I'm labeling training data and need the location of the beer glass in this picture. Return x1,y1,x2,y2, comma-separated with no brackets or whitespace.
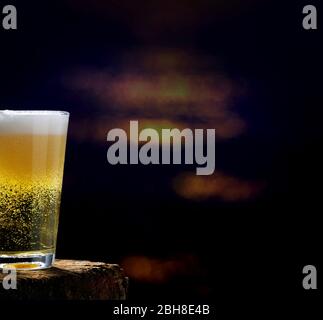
0,110,69,270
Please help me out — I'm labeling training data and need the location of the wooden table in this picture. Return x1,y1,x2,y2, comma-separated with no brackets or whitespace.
0,259,128,300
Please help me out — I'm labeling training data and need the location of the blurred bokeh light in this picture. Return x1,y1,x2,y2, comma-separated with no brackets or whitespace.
173,172,264,201
122,254,202,284
66,49,246,143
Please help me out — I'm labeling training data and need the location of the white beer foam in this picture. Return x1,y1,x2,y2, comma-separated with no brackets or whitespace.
0,110,69,135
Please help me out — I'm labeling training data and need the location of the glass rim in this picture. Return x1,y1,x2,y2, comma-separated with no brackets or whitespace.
0,110,69,116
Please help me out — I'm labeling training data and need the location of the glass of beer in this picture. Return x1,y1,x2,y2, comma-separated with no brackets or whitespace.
0,110,69,270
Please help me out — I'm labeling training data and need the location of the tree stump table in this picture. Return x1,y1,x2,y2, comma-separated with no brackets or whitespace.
0,259,128,300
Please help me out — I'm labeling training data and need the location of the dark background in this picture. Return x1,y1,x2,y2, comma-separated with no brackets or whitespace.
0,0,322,315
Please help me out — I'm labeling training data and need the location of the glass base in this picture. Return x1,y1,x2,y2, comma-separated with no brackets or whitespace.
0,252,55,270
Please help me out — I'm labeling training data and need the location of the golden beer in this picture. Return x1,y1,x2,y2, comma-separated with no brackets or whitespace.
0,110,69,270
